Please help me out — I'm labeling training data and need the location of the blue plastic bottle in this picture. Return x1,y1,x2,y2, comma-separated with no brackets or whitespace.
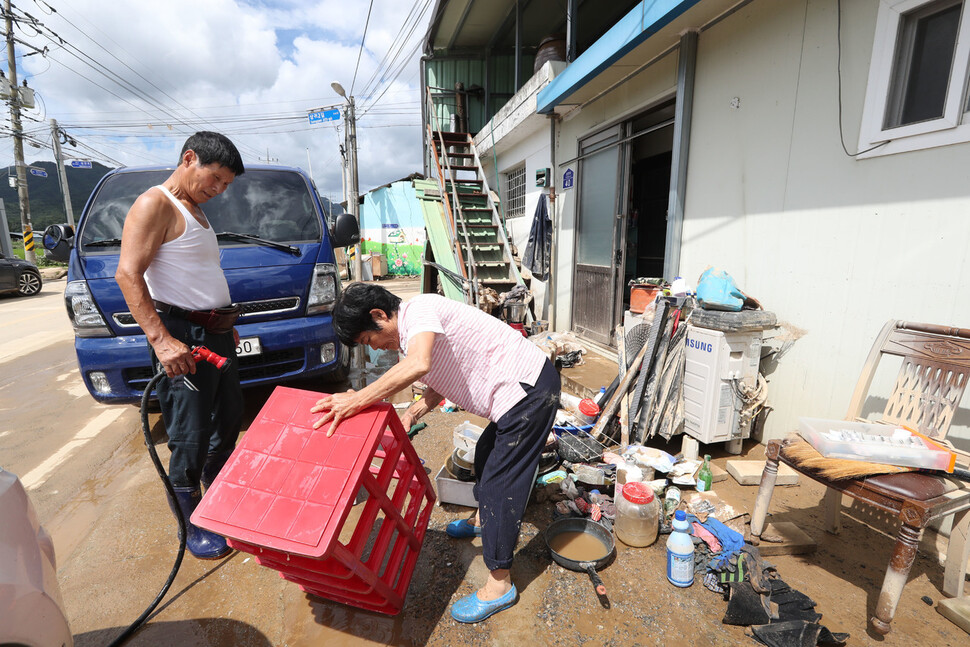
666,509,694,587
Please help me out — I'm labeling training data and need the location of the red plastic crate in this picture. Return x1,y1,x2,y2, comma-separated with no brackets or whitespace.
192,386,436,615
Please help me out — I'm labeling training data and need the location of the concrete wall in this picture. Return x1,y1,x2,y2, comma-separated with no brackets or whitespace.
680,0,970,446
480,131,554,319
478,0,970,449
359,181,426,276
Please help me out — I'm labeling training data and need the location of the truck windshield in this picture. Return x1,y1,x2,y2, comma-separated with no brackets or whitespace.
78,169,323,252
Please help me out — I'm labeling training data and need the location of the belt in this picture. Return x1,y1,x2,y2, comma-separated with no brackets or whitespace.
153,300,241,334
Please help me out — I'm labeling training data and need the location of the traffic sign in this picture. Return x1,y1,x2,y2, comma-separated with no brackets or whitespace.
28,168,47,177
308,108,341,124
67,160,93,169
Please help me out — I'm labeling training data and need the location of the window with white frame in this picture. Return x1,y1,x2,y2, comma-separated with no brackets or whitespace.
858,0,970,157
503,164,526,219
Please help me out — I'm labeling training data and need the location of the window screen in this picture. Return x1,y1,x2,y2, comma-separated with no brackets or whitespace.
503,165,526,219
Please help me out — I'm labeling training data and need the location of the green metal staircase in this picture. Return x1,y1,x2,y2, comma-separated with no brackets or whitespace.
425,125,529,309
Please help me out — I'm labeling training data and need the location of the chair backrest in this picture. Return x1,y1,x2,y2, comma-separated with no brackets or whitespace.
846,320,970,440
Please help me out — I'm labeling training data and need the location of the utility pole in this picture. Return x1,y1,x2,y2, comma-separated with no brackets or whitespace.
331,82,362,282
50,119,75,228
5,0,35,263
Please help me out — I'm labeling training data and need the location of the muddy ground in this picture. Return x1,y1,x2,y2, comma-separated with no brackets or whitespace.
48,280,968,646
56,394,968,647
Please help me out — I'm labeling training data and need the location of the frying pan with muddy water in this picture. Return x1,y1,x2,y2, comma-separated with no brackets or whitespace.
545,517,615,607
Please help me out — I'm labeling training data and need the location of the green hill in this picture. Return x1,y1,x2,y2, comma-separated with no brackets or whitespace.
2,160,113,235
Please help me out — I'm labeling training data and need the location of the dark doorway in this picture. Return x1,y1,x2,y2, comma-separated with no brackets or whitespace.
622,102,674,310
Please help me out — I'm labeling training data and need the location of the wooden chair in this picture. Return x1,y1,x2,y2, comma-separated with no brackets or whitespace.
750,320,970,635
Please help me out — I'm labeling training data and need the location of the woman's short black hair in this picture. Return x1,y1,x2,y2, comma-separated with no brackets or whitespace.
333,282,402,347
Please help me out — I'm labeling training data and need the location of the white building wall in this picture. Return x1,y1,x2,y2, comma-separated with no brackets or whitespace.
480,129,554,318
477,0,970,450
682,0,970,446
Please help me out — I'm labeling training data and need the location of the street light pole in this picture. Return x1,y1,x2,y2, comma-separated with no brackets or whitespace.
331,82,363,283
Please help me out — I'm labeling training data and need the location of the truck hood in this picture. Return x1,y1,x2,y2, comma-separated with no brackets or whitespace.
79,243,321,335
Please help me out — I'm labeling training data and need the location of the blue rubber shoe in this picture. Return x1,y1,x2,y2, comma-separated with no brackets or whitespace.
451,585,518,623
446,518,482,538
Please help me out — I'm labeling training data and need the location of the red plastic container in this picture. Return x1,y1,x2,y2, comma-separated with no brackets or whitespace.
629,284,662,313
191,386,436,615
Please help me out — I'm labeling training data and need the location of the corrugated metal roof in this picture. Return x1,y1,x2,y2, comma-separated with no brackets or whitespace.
425,0,642,55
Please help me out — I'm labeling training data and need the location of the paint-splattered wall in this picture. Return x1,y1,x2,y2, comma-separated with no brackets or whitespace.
359,179,426,276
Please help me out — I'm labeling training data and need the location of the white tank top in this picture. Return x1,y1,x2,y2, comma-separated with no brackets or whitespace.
143,185,231,311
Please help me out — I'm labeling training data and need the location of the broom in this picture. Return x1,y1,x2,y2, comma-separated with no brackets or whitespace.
780,433,970,482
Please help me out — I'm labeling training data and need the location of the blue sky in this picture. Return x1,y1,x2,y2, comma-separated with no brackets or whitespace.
3,0,432,200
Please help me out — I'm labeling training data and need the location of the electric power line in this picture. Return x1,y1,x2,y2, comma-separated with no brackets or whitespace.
350,0,375,96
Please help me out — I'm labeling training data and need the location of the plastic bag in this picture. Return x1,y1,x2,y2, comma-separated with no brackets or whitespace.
695,267,746,312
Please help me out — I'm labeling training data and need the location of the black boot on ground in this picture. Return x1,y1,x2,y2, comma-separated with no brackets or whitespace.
201,450,234,491
170,486,232,560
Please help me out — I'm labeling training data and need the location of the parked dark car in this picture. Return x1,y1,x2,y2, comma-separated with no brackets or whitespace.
0,250,42,296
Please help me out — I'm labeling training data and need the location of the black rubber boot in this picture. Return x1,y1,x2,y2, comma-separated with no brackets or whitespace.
201,450,234,491
170,486,231,560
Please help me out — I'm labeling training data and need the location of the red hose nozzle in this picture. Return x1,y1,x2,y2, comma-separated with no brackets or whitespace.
191,345,230,370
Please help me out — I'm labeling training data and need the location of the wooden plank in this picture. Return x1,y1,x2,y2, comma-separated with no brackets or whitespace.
937,596,970,635
711,462,728,483
756,522,817,556
726,460,800,486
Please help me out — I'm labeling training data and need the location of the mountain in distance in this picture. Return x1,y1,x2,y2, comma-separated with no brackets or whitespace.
2,160,347,236
2,160,112,235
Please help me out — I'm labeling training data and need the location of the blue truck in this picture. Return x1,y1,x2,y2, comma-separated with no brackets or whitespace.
44,164,359,404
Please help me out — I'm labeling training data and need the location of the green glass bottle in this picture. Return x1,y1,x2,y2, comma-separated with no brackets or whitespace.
696,454,713,492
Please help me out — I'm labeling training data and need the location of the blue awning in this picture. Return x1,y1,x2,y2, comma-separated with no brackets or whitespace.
536,0,700,114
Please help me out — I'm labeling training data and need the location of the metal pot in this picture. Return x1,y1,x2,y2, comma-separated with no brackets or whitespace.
502,301,528,324
545,517,615,607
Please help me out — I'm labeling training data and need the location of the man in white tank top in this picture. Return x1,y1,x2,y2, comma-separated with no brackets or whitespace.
116,132,246,560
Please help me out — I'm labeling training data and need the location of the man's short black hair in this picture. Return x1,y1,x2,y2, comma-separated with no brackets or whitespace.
333,282,402,347
180,131,245,176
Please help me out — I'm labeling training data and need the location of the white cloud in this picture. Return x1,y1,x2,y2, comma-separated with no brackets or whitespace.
5,0,430,198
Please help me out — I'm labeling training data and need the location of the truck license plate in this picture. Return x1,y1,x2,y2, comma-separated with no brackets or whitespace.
235,337,261,357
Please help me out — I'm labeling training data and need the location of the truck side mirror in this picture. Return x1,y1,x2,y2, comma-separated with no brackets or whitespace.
331,213,360,248
43,224,74,263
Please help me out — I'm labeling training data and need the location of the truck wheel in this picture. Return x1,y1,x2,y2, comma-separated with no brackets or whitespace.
18,269,42,296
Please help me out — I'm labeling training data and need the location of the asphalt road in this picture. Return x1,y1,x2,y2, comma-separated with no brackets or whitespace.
0,279,137,542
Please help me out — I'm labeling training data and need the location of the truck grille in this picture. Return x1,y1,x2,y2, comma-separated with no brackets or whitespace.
124,347,305,392
114,297,301,327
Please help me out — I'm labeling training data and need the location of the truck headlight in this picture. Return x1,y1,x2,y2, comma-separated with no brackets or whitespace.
64,280,112,337
307,263,338,315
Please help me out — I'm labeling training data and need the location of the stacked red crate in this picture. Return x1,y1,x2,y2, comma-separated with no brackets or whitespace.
192,386,435,615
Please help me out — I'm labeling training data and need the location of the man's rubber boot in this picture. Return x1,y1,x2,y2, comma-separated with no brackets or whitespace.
201,450,234,491
170,486,232,560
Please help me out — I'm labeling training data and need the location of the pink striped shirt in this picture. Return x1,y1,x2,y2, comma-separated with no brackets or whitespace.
398,294,547,421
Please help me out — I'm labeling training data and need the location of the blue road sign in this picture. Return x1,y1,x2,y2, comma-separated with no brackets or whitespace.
29,168,47,177
562,168,574,189
308,108,341,124
68,160,93,169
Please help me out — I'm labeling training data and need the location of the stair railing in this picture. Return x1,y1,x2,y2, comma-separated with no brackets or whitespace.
425,86,479,307
467,134,533,324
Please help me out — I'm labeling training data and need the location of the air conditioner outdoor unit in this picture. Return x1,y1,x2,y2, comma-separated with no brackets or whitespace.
682,325,762,446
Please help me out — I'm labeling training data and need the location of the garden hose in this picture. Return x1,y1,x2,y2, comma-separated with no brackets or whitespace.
106,346,228,647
